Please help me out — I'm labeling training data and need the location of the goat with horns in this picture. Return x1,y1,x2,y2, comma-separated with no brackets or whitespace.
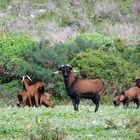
21,75,45,107
54,64,105,112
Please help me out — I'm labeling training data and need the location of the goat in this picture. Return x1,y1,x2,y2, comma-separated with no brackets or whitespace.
16,90,29,107
55,64,105,112
40,91,52,107
16,90,52,107
113,86,140,109
22,75,45,107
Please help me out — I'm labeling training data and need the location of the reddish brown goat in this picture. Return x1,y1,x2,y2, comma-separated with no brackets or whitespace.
16,90,52,107
55,65,105,112
113,86,140,109
22,76,45,107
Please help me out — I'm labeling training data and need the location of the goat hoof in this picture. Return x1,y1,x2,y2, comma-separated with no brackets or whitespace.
74,108,79,111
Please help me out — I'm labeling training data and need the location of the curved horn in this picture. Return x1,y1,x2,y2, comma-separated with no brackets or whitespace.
66,64,72,68
26,75,33,81
58,65,64,71
59,65,64,68
53,70,60,74
21,76,25,82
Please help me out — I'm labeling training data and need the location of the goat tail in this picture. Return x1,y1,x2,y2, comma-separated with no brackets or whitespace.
38,85,45,94
18,94,23,102
99,80,106,96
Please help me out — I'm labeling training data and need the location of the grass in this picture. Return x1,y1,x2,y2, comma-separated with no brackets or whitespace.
0,104,140,140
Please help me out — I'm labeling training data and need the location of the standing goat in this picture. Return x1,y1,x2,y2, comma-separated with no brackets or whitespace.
22,75,45,107
54,65,105,112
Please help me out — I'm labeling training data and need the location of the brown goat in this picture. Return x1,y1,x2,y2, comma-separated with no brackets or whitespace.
16,91,29,107
113,86,140,109
55,64,105,112
22,75,45,107
16,90,52,107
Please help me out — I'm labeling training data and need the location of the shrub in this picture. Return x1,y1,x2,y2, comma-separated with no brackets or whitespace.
71,49,137,95
0,80,21,106
65,33,127,58
0,35,35,82
130,44,140,67
0,35,34,59
0,33,138,104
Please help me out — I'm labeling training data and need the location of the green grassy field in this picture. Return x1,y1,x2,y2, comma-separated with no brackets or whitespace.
0,104,140,140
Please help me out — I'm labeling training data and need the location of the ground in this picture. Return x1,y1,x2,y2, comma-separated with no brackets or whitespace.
0,104,140,140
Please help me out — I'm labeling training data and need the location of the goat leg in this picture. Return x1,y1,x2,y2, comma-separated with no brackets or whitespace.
40,95,43,106
27,91,32,107
94,103,99,112
71,99,77,111
71,96,80,111
35,93,39,107
124,98,129,109
75,96,80,111
136,102,139,109
135,98,140,109
92,93,100,112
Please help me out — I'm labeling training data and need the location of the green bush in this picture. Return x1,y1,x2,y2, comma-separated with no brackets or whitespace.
0,33,139,104
0,35,34,59
66,33,116,53
0,80,21,106
0,37,68,101
130,44,140,67
64,33,130,61
71,49,137,95
0,35,35,82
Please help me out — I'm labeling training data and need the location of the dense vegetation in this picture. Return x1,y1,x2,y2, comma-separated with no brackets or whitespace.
0,32,140,105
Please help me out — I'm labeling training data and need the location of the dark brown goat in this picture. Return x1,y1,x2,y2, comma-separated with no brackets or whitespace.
22,76,45,107
113,86,140,109
55,65,105,112
16,90,52,107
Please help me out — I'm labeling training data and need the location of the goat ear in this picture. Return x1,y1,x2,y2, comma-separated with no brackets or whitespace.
69,65,72,70
58,65,64,71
